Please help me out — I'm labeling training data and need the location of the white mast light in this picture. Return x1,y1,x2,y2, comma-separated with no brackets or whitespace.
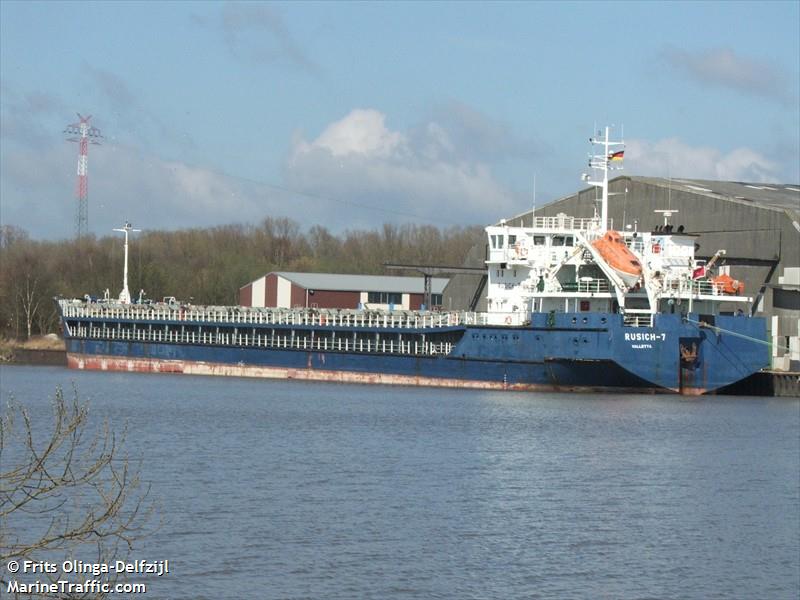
113,222,141,304
584,125,624,233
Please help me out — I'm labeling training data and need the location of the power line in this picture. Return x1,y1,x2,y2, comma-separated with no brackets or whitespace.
193,165,475,227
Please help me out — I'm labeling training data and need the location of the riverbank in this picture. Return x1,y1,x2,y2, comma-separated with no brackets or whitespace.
1,335,67,366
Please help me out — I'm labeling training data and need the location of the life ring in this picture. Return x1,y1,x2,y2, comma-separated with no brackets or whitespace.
652,243,661,254
319,315,327,325
504,316,512,325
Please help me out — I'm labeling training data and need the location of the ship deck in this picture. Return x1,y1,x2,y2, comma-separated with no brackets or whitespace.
59,300,490,329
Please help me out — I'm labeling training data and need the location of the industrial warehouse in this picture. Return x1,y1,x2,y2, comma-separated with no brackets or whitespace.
240,271,448,311
443,175,800,377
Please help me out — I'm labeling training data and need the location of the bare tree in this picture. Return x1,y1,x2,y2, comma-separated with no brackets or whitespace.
0,387,153,599
0,219,485,338
0,225,29,250
16,273,40,340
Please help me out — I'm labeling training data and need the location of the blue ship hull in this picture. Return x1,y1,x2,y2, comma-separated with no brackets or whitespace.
61,310,769,395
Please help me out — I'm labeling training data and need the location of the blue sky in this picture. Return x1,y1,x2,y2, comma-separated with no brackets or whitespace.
2,0,798,240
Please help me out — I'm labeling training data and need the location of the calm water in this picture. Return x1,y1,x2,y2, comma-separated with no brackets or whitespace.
1,365,798,599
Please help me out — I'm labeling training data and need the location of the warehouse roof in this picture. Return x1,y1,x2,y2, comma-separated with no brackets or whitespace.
503,176,800,225
272,272,449,294
626,176,800,214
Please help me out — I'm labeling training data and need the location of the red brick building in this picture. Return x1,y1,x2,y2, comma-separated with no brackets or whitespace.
239,272,448,310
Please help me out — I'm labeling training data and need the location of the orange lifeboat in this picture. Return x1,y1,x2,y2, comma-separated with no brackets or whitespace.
711,274,744,295
591,230,642,288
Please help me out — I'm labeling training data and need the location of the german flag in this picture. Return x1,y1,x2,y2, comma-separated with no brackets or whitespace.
608,150,625,161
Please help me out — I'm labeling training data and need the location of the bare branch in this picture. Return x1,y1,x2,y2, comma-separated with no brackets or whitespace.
0,387,155,599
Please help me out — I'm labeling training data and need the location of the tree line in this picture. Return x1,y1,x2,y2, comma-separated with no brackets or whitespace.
0,219,484,340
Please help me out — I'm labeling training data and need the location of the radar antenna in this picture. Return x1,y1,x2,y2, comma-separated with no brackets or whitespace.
585,126,624,233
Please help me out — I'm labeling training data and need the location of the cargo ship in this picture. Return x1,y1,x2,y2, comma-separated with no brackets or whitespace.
56,128,770,394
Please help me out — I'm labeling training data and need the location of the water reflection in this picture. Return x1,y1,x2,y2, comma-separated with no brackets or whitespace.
1,366,798,599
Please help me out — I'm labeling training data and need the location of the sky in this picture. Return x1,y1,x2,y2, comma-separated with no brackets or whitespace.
1,0,798,240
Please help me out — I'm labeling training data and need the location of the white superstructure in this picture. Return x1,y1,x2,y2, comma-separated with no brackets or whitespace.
484,127,751,327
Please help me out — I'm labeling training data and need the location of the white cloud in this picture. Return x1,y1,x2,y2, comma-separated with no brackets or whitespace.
286,108,519,227
662,46,796,106
0,136,286,239
0,95,537,238
426,100,539,162
295,109,405,158
624,137,780,183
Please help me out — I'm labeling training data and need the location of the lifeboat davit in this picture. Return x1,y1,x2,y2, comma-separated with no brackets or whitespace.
711,274,744,295
591,230,642,288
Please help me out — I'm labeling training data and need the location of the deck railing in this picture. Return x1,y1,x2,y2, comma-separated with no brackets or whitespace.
559,279,610,293
530,216,611,231
623,314,654,328
659,277,746,298
58,300,488,330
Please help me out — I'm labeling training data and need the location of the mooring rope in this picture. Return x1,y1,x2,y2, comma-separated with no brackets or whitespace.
684,317,790,352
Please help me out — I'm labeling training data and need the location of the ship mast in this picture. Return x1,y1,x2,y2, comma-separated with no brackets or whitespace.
585,126,624,233
113,222,140,304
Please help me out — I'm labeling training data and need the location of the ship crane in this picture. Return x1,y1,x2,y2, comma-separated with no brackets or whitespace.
705,249,727,272
697,249,743,295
